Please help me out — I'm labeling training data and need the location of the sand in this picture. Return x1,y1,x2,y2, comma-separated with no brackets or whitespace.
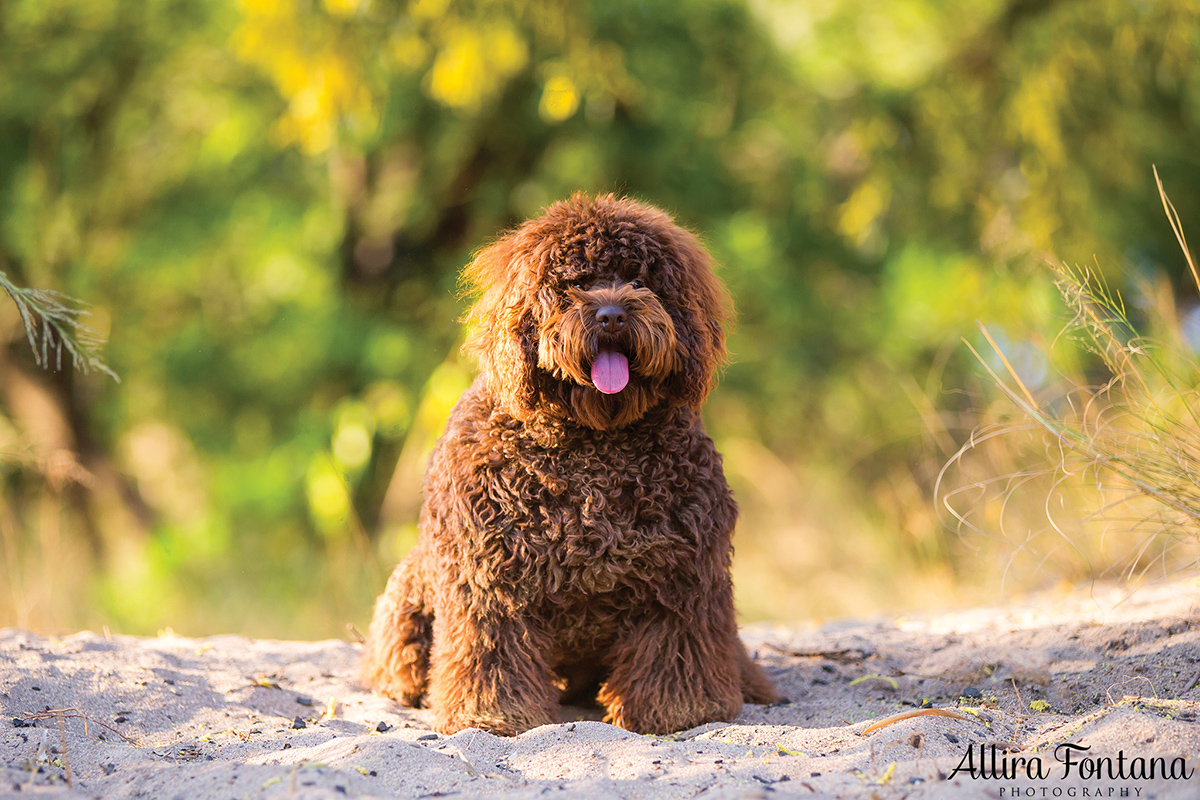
3,576,1199,799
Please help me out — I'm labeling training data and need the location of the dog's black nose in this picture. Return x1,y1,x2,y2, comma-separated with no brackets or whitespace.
596,305,627,332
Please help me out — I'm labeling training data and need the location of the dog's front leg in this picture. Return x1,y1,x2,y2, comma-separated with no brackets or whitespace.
598,599,743,734
425,597,558,736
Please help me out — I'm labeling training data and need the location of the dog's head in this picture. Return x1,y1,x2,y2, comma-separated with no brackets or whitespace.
463,194,731,430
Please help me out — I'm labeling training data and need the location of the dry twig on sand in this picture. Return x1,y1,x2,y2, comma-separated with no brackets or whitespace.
18,708,138,745
861,708,973,735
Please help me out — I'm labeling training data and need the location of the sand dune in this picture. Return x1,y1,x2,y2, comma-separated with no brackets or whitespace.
3,577,1199,798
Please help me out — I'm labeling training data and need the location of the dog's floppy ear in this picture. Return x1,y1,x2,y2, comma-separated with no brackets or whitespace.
658,222,732,407
462,235,541,417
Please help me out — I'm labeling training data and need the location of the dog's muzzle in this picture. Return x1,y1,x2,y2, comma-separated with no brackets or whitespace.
592,304,630,394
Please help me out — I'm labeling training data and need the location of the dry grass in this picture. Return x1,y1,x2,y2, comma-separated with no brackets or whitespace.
938,169,1200,591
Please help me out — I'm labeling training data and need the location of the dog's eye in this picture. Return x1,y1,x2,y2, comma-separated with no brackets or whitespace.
572,282,583,290
630,279,644,289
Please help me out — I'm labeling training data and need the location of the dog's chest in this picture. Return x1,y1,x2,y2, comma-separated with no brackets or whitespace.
504,432,698,595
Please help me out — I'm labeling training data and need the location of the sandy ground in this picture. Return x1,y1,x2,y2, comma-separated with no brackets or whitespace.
3,577,1200,799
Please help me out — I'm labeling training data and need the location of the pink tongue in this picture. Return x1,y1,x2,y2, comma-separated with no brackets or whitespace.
591,351,629,394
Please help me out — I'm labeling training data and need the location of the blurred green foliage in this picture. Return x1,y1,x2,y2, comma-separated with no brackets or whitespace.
2,0,1199,636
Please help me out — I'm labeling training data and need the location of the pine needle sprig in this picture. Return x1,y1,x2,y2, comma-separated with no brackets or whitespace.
0,271,118,382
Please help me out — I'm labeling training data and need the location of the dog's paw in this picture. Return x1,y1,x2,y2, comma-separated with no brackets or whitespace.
434,708,550,737
603,690,742,735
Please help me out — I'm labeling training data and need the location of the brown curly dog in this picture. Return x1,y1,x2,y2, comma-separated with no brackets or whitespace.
361,193,779,735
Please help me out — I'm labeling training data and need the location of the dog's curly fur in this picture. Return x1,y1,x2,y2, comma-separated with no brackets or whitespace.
361,193,778,735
